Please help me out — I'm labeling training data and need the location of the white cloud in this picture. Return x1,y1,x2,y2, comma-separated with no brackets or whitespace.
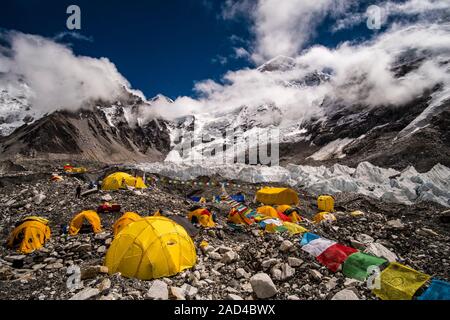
222,0,450,63
0,32,132,113
53,31,94,42
229,34,247,45
222,0,350,63
212,55,228,65
233,47,250,59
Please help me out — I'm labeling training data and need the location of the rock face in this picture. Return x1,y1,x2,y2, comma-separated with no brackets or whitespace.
331,289,360,300
250,273,278,299
0,160,27,174
1,52,450,172
226,293,243,300
280,240,294,252
222,250,238,264
170,286,186,300
287,257,303,267
146,280,168,300
280,263,295,281
81,265,109,280
69,288,100,300
364,243,398,262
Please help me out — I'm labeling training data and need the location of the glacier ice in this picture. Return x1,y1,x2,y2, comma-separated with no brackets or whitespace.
136,161,450,208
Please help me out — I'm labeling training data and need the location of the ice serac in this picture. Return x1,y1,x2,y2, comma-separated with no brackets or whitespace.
137,161,450,208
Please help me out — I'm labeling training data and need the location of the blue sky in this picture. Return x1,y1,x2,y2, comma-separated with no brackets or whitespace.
1,0,396,99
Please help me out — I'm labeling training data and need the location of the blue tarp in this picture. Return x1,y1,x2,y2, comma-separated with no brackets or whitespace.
190,196,201,202
231,194,245,203
258,221,267,229
418,279,450,300
246,210,258,218
300,232,320,246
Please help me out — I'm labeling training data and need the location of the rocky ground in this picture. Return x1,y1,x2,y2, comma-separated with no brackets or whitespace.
0,160,449,300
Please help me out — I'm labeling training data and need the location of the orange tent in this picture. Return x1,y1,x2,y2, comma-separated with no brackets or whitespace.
113,212,142,237
257,206,279,219
69,210,102,235
188,209,215,228
276,205,303,223
7,217,51,254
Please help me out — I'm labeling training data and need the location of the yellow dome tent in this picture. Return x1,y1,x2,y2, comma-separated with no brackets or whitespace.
113,212,142,237
69,210,102,235
257,206,279,219
7,217,51,254
101,172,147,190
105,216,197,280
256,187,299,205
313,212,337,224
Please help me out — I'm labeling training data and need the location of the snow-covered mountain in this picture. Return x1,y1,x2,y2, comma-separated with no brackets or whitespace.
0,82,39,137
164,54,450,172
0,53,449,170
0,88,171,163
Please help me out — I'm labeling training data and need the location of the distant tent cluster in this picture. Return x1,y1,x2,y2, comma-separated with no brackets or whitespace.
219,187,308,236
101,172,147,190
64,164,87,174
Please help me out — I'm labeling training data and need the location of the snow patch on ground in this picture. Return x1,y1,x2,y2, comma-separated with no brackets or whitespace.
0,84,38,136
397,87,450,140
308,138,355,161
137,161,450,208
101,105,120,127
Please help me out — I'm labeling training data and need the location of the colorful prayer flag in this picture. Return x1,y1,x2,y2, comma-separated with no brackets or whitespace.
418,279,450,300
316,243,358,272
372,262,431,300
302,238,336,257
342,252,387,281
